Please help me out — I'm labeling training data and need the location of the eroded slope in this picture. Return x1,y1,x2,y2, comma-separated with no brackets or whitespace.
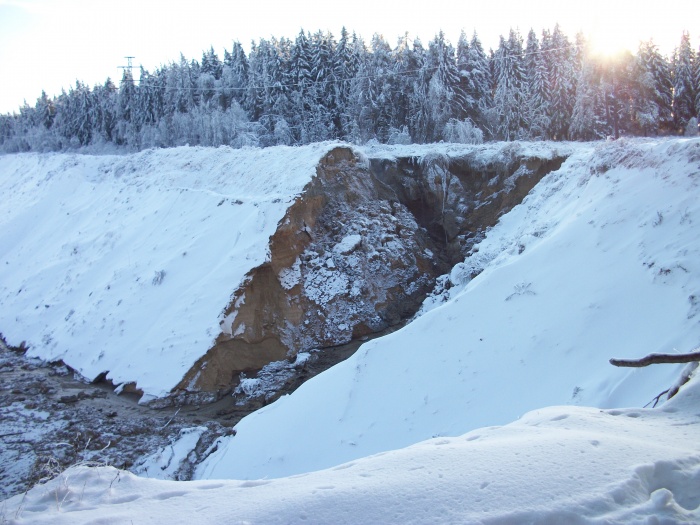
177,143,569,403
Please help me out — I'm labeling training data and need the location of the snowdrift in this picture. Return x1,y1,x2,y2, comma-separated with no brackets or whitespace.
3,372,699,524
0,144,337,400
196,138,700,480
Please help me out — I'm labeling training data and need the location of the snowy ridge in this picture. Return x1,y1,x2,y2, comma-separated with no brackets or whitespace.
196,137,700,480
0,143,337,400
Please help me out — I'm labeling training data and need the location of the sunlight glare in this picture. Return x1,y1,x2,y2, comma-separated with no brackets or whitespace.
588,30,634,58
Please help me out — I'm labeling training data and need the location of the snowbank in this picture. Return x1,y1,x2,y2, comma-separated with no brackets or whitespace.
3,371,699,524
196,138,700,480
0,143,337,399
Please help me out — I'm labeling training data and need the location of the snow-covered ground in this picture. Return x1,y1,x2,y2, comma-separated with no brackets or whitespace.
0,143,337,400
2,138,700,523
3,372,699,524
196,138,700,481
0,139,571,401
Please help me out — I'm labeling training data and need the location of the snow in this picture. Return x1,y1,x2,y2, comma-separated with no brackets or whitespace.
3,137,700,523
132,427,208,481
333,234,362,255
196,138,700,481
3,373,700,524
277,257,301,290
0,143,337,400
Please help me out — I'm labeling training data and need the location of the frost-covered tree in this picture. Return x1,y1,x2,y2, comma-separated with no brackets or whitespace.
598,51,637,139
633,40,673,135
347,33,394,142
385,33,414,136
35,90,55,130
330,27,352,136
455,30,472,119
221,41,249,111
672,32,697,132
115,70,140,146
492,29,527,140
91,78,118,144
523,29,550,139
136,66,160,129
425,31,466,142
201,46,223,80
404,37,431,143
696,44,700,120
307,30,337,139
60,81,93,146
545,25,576,139
285,30,317,142
461,32,492,134
570,46,607,140
168,54,197,114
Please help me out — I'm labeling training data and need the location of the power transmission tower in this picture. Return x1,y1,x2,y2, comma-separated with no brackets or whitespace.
118,56,137,84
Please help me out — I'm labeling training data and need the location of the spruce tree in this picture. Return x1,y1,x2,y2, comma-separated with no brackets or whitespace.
523,29,549,139
332,27,353,137
92,78,118,143
493,29,527,140
463,32,492,136
570,44,607,140
546,24,576,139
426,31,465,141
406,37,432,143
672,31,697,132
633,40,673,135
35,90,55,130
221,41,249,111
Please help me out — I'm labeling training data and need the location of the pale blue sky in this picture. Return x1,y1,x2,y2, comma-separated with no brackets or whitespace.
0,0,697,114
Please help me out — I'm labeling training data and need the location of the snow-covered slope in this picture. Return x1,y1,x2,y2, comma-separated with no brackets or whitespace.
4,371,699,524
0,144,336,400
196,138,700,480
2,138,700,524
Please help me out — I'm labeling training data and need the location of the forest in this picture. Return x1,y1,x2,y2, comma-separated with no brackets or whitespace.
0,25,698,153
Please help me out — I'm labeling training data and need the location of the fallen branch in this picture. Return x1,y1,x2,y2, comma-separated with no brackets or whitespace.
160,408,180,430
644,389,670,409
610,351,700,368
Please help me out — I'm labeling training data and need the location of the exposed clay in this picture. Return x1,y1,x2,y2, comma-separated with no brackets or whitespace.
172,145,567,403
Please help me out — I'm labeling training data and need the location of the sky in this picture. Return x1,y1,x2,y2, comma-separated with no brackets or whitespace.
0,0,698,114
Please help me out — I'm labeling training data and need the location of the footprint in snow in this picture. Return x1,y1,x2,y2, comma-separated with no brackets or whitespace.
153,490,188,500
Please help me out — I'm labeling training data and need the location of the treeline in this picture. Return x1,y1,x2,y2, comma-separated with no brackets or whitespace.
1,25,699,152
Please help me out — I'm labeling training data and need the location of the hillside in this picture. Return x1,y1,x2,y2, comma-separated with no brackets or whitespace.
0,140,568,406
0,144,336,400
195,137,700,480
1,137,700,523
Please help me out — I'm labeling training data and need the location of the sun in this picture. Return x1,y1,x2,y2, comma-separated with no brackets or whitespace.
587,31,635,58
